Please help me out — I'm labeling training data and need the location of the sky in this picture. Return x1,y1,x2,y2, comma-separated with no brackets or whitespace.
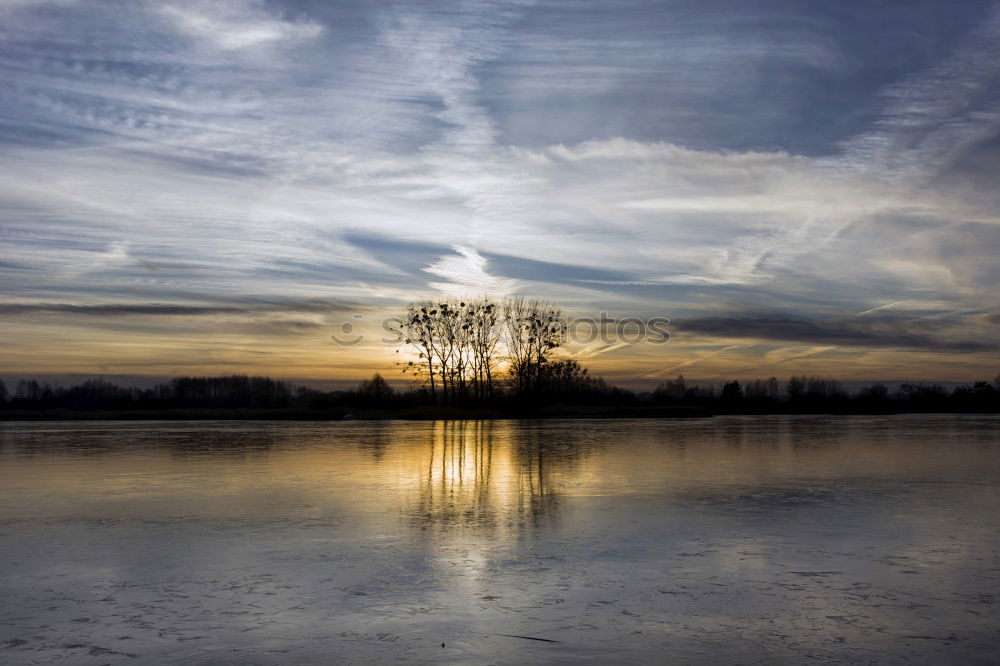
1,0,999,387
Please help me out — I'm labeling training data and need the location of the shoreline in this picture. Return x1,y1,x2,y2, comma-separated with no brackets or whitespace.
2,406,997,421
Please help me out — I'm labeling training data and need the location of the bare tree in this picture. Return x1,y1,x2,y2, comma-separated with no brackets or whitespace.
467,298,502,399
394,302,441,402
745,377,780,401
502,297,567,396
15,379,42,402
394,296,568,403
357,372,394,401
653,374,687,403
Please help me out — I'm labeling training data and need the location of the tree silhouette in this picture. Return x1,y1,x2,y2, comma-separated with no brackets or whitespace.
15,379,42,402
720,380,744,402
502,297,567,397
357,373,394,402
393,296,568,404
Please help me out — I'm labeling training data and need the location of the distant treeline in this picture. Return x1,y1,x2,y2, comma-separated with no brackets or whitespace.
0,375,295,411
649,374,1000,413
0,364,629,412
1,372,998,414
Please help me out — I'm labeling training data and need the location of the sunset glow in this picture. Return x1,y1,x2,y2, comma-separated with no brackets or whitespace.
2,1,998,385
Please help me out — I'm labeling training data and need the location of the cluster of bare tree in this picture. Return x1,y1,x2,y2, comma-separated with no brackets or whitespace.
392,297,567,403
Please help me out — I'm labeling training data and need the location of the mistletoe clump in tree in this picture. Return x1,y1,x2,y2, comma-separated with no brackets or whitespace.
392,296,567,404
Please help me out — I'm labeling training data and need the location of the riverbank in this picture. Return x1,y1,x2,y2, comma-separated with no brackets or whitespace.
3,404,998,420
0,405,711,421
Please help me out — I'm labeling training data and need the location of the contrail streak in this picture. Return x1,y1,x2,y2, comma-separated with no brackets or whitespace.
856,300,907,316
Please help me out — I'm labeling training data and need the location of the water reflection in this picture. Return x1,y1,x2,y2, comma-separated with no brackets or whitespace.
0,421,284,458
353,422,392,461
408,421,595,534
1,417,999,664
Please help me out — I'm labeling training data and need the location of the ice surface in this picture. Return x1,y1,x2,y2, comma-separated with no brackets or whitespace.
1,416,998,664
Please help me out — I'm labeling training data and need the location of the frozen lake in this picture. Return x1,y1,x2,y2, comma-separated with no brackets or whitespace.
1,416,998,664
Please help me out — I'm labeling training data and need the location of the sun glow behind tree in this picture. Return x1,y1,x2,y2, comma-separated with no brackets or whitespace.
392,297,568,403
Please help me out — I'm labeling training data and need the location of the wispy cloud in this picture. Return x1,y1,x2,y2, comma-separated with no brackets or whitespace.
856,301,908,316
838,6,1000,181
1,0,999,380
424,246,522,297
642,344,755,379
0,298,358,316
159,1,323,51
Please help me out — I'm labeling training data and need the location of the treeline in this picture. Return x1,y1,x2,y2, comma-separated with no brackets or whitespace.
650,374,1000,413
2,372,999,415
0,376,294,410
0,366,632,413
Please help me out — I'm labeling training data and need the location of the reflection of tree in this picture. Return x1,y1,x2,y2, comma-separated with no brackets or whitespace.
786,417,850,449
354,422,391,461
160,425,280,458
0,424,286,458
410,421,595,535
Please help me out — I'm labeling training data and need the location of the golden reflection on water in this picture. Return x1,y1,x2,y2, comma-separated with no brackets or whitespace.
3,417,993,535
407,421,586,535
2,418,1000,663
0,420,598,530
